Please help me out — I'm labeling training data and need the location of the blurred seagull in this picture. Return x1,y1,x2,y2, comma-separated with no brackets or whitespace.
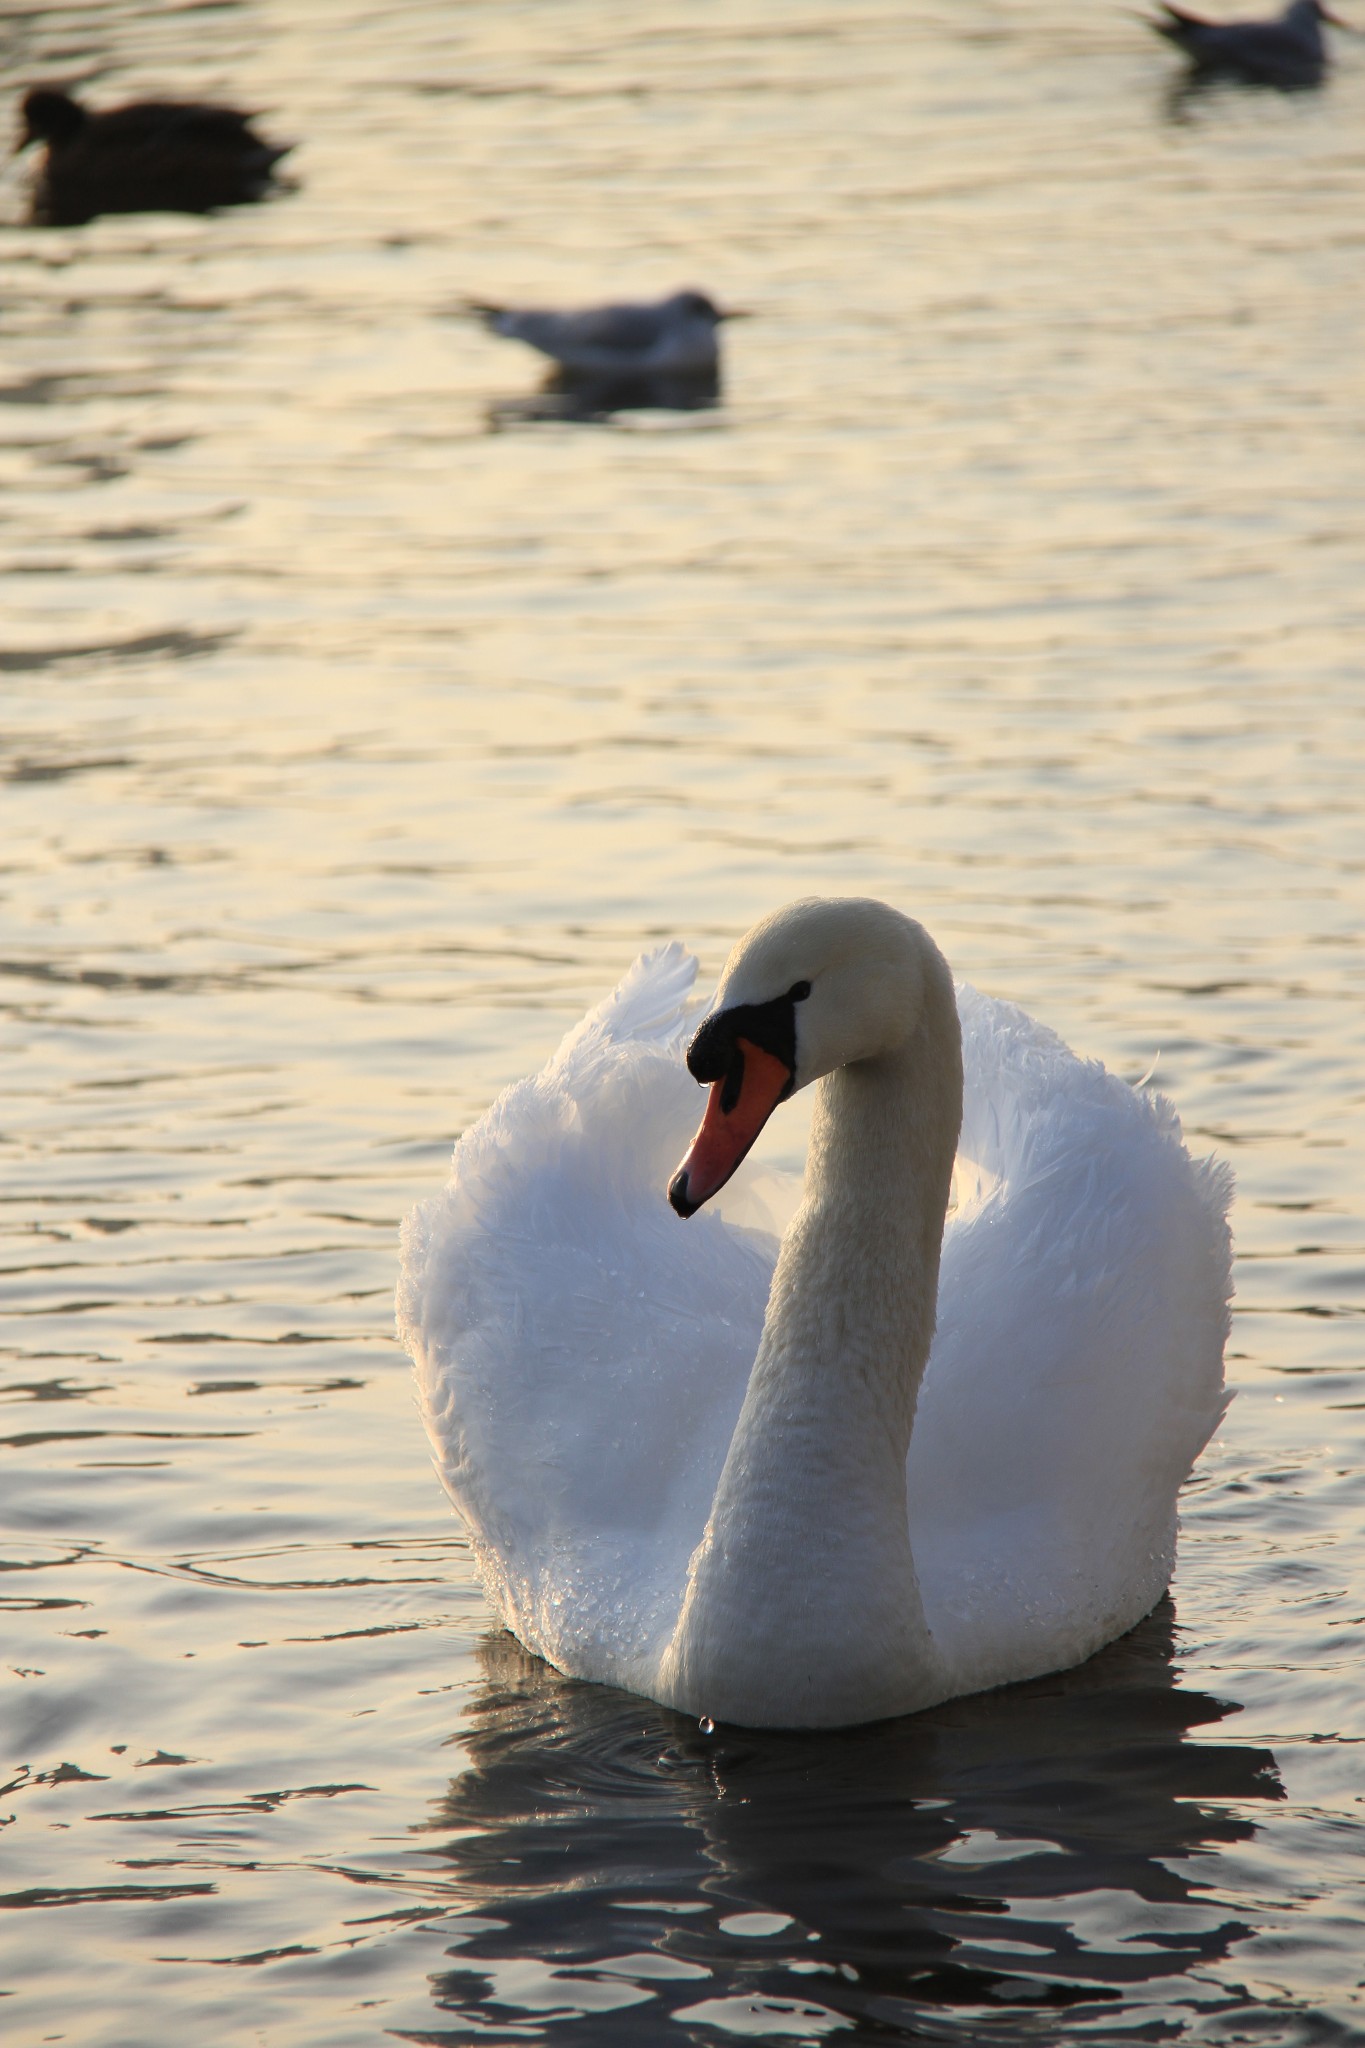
467,288,746,383
15,84,293,226
1147,0,1346,87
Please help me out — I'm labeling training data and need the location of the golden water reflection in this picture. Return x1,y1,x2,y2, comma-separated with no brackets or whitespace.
1,0,1363,2039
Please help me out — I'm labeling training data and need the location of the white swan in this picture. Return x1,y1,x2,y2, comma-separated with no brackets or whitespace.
398,898,1232,1729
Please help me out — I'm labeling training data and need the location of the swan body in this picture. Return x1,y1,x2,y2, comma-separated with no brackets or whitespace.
398,899,1232,1729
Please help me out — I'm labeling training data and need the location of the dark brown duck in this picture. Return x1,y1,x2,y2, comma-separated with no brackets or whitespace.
16,85,292,226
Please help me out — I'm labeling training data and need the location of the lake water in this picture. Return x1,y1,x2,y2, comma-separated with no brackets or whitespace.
3,0,1365,2041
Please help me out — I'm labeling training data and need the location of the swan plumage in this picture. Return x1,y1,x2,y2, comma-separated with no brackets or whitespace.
398,899,1231,1728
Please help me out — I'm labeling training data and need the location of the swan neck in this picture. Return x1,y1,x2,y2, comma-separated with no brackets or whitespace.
778,1026,960,1446
657,966,963,1725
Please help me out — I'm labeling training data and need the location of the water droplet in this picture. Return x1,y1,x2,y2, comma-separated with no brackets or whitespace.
699,1714,715,1735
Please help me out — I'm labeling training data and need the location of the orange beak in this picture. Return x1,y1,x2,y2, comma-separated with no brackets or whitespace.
668,1038,792,1217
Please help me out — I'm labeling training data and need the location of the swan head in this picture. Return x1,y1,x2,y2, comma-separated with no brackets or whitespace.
668,897,946,1217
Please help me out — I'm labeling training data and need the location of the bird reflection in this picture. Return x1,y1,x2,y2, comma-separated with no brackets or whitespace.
415,1605,1280,2041
487,364,723,429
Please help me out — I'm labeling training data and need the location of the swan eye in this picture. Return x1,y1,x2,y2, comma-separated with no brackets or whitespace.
789,980,811,1002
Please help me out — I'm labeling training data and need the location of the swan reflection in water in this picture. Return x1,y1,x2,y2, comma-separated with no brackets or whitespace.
413,1606,1280,2042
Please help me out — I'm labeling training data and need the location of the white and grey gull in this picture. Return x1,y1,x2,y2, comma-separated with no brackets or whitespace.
1147,0,1349,87
465,287,746,384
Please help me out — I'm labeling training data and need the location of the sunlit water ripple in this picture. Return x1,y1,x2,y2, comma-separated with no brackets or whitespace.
2,0,1364,2041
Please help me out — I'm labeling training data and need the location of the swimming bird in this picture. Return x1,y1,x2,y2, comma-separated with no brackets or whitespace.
15,84,293,226
466,288,743,384
1147,0,1344,87
399,898,1232,1731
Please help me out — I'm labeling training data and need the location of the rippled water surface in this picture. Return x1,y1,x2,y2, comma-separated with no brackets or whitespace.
3,1,1365,2041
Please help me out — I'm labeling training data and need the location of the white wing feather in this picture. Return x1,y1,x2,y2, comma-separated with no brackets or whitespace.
398,944,772,1688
